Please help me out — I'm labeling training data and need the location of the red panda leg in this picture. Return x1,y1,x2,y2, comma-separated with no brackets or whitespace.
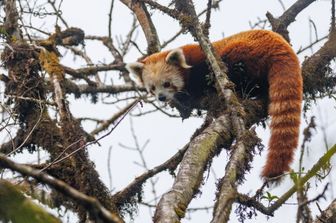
261,58,303,180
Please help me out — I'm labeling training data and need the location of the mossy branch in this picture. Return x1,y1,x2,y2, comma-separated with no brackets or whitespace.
0,180,61,223
313,198,336,222
0,154,125,223
153,114,234,222
237,144,336,216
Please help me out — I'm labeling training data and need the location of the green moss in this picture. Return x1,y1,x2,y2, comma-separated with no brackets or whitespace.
0,180,61,223
175,203,186,218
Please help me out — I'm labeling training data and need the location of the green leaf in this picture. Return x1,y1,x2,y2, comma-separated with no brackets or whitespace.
261,191,279,202
289,170,298,184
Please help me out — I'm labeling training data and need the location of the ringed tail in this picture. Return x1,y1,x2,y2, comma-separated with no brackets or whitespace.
261,52,303,180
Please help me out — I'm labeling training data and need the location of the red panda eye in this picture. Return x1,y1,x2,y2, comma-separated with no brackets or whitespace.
163,82,171,88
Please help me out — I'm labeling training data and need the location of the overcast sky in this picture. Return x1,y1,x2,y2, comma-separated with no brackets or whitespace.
53,0,336,222
2,0,336,222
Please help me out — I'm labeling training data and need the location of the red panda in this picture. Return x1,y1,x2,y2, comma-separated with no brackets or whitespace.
126,30,303,180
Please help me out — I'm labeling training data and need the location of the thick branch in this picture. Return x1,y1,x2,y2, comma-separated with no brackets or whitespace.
37,32,121,221
4,0,21,40
120,0,161,53
0,180,61,223
0,154,124,223
63,81,145,95
172,2,253,222
154,114,233,222
266,0,316,41
302,31,336,100
313,199,336,223
62,63,125,78
211,130,260,223
237,144,336,216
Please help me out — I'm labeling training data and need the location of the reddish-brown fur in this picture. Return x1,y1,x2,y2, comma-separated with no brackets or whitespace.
135,30,303,179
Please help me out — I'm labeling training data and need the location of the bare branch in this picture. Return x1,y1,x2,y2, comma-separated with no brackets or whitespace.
85,36,122,61
113,144,189,206
47,0,69,28
120,0,161,54
90,99,140,135
297,35,328,54
266,0,316,41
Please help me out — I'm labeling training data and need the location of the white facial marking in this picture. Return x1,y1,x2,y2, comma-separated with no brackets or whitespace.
142,60,184,102
127,49,191,102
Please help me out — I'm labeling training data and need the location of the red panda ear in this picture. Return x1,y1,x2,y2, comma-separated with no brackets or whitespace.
166,48,192,69
125,62,144,85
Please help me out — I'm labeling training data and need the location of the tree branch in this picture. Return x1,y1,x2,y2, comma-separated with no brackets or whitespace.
112,144,189,205
266,0,316,41
120,0,161,54
63,81,145,95
154,114,233,222
302,30,336,102
90,99,140,135
313,199,336,223
237,144,336,217
0,154,124,223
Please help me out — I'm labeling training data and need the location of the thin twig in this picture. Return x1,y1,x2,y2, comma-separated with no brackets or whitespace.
90,99,140,135
6,102,44,156
42,99,140,171
107,146,113,191
108,0,115,39
47,0,68,28
113,143,189,204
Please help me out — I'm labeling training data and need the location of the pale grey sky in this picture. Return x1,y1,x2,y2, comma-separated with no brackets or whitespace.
1,0,335,222
59,0,336,222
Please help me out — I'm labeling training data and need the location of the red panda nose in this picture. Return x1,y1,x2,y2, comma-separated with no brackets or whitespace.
158,94,166,102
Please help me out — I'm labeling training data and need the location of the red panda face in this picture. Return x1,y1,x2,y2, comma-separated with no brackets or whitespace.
126,48,191,103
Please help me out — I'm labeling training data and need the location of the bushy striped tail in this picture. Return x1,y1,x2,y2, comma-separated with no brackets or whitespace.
261,56,302,180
